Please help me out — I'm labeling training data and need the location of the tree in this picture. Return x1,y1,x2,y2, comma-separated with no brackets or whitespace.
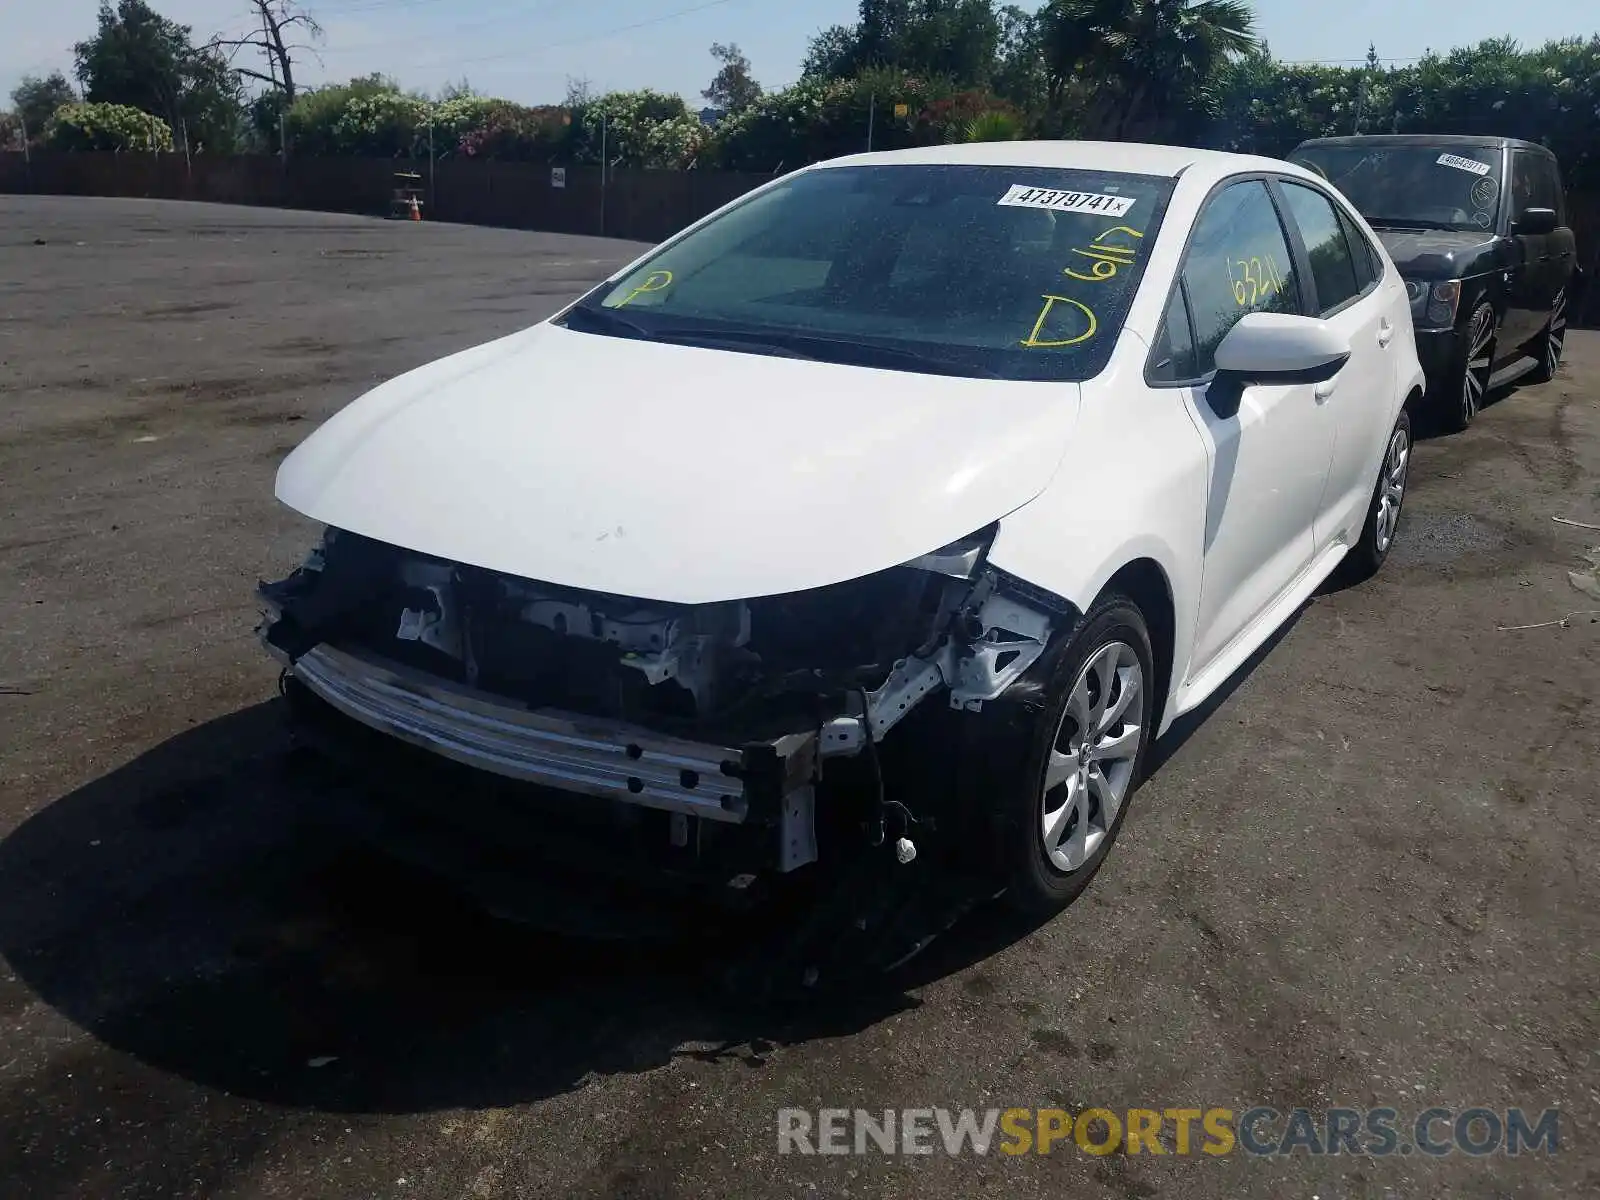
73,0,245,150
208,1,322,105
801,25,859,80
11,72,78,139
800,0,1000,88
991,4,1046,108
1040,0,1257,140
703,42,762,112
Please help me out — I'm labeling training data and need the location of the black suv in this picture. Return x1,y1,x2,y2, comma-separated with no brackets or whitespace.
1289,135,1577,431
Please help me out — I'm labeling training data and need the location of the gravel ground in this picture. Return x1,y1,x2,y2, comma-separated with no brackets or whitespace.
1,196,1597,1199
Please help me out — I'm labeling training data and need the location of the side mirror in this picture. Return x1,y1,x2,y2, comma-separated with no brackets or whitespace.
1208,312,1352,419
1214,312,1351,382
1514,207,1558,236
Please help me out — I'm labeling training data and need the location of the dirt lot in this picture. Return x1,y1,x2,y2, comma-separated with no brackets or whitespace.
2,196,1598,1199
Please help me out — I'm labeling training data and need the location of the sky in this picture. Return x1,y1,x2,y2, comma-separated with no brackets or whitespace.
2,0,1595,111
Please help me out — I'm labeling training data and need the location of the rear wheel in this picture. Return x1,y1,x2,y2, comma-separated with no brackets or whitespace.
1338,408,1411,584
1526,288,1567,384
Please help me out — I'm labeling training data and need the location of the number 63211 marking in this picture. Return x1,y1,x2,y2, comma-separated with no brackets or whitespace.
1228,254,1288,306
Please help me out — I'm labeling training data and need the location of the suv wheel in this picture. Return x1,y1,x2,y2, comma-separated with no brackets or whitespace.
1439,300,1496,433
1526,289,1567,384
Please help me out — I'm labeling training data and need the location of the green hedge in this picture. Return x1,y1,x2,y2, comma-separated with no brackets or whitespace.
44,102,173,152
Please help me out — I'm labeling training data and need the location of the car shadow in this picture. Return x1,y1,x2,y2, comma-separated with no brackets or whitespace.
0,596,1305,1120
1409,371,1529,442
0,699,1073,1117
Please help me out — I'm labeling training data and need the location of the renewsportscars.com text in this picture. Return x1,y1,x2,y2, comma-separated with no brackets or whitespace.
777,1106,1561,1158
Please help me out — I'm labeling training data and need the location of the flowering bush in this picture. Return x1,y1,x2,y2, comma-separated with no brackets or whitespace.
571,90,707,168
329,91,433,157
44,102,173,152
456,101,570,161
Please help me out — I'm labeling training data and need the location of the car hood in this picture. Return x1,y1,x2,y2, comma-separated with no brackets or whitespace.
1372,228,1499,280
275,323,1082,604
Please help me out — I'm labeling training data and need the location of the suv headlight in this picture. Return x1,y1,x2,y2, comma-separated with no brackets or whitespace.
1406,279,1462,330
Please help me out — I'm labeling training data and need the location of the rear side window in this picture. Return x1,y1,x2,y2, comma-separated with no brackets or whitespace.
1336,207,1382,290
1181,180,1301,376
1278,181,1361,315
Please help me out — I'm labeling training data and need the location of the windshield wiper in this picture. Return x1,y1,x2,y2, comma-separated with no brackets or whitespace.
682,327,1005,379
560,304,652,338
562,310,1003,378
1365,217,1456,231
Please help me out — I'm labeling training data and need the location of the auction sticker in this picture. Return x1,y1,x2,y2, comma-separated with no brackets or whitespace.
998,185,1137,217
1437,153,1492,176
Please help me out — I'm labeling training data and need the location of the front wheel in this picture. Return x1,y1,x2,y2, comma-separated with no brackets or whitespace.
1437,300,1496,433
1338,408,1412,584
983,596,1155,917
1525,289,1568,384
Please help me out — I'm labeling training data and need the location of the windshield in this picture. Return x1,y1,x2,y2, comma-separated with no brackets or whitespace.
1289,143,1503,233
561,164,1175,382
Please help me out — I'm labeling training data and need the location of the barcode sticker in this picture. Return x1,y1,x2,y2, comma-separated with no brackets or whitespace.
1437,153,1492,176
998,185,1137,217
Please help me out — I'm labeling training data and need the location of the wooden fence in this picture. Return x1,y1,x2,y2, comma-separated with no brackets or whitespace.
0,151,774,245
2,149,1596,324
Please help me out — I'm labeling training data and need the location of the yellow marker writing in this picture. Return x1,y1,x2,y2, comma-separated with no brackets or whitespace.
1022,294,1098,348
612,269,673,308
1095,225,1145,244
1065,245,1135,282
1228,252,1291,307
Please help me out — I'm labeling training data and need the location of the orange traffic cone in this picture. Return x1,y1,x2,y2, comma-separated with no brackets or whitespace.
409,196,422,221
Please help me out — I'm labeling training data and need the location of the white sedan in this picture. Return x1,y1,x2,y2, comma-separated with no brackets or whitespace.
261,141,1423,924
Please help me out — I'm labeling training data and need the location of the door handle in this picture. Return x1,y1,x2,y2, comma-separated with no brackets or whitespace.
1378,319,1394,348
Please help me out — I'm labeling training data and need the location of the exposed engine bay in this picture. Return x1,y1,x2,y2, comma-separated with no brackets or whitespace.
258,526,1068,905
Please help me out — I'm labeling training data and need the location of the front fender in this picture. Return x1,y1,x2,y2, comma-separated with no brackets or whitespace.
984,371,1208,735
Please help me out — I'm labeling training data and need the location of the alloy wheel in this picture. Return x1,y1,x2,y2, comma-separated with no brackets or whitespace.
1461,304,1495,424
1374,423,1410,553
1041,642,1143,873
1545,290,1567,379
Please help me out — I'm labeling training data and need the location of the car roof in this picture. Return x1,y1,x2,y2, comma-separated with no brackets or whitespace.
1294,133,1552,155
811,140,1300,183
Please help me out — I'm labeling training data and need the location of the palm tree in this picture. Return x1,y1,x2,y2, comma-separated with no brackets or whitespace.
964,109,1023,142
1040,0,1257,140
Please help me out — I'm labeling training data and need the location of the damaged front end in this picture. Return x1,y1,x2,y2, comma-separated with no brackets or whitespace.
259,525,1071,898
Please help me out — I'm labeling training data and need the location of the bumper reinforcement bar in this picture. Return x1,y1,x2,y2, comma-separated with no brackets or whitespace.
288,644,817,824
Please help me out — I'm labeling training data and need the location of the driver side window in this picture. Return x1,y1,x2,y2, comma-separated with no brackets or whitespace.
1181,181,1302,376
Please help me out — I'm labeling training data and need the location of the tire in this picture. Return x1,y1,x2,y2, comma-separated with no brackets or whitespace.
978,595,1156,917
1525,288,1568,385
1436,299,1496,433
1338,407,1412,584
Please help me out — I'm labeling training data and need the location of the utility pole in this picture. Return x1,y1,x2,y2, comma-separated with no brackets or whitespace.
866,93,876,152
428,110,435,213
18,113,29,164
599,111,607,237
